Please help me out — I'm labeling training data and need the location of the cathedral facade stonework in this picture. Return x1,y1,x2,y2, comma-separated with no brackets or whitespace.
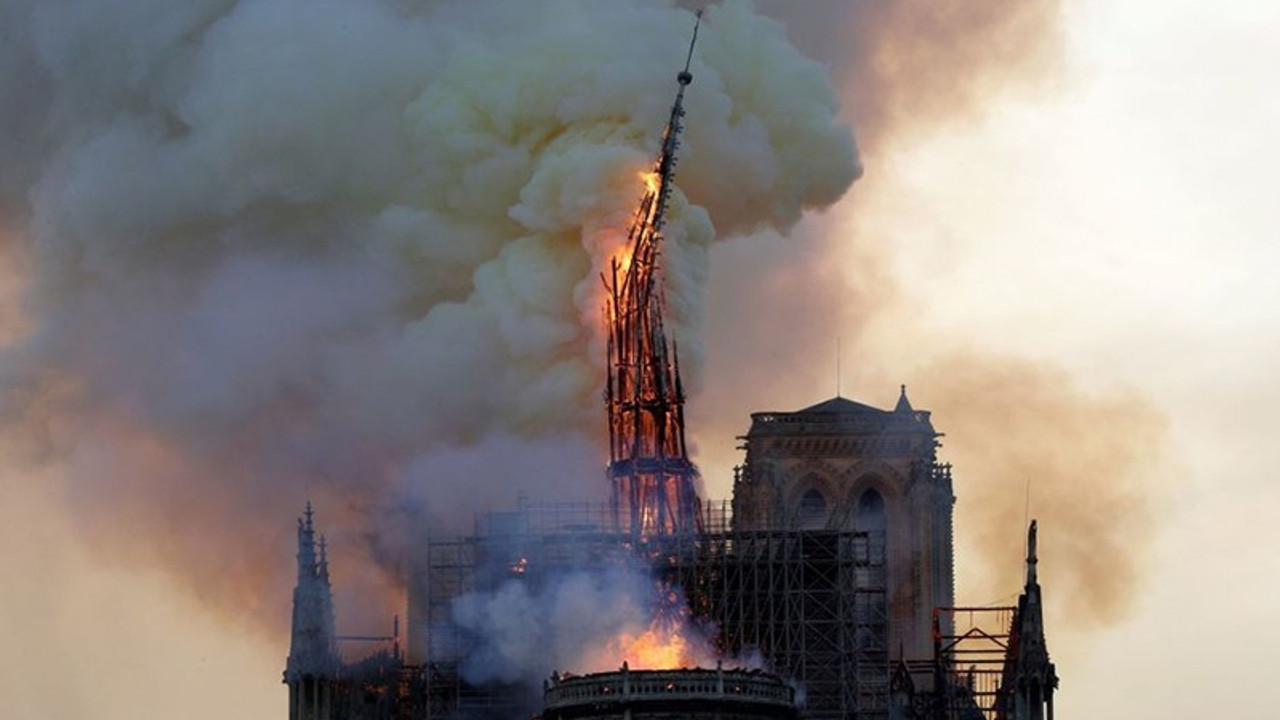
731,389,956,661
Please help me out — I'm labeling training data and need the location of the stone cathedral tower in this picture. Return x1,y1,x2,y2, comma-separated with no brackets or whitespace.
285,502,340,720
731,388,955,661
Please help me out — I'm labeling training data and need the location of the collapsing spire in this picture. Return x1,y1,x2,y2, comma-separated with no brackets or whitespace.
604,11,703,540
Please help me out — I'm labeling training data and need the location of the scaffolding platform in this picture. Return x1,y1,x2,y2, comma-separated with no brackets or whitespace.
417,502,889,720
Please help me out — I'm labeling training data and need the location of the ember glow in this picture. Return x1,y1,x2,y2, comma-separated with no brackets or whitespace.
641,170,662,198
608,624,700,669
593,580,720,672
604,69,703,541
606,171,664,277
589,612,717,671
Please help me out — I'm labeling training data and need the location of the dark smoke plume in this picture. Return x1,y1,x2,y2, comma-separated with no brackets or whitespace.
0,0,856,632
0,0,1164,648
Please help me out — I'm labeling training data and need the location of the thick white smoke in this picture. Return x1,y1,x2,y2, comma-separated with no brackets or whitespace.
0,0,858,628
451,564,722,687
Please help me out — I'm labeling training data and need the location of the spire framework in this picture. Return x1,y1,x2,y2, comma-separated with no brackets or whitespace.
604,12,703,541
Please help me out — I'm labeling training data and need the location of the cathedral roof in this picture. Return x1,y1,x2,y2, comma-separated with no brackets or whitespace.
747,388,936,439
798,396,888,416
894,384,914,413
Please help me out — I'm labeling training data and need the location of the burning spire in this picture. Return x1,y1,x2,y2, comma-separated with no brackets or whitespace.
604,11,704,540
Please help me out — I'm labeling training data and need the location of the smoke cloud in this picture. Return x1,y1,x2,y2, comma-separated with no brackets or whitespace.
748,0,1066,149
452,563,722,688
0,0,857,632
1,0,1161,679
692,0,1169,632
839,0,1067,150
910,352,1168,626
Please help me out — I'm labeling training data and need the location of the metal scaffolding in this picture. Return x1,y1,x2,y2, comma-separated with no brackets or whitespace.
676,528,889,720
418,503,889,720
881,605,1018,720
422,504,640,720
934,606,1017,720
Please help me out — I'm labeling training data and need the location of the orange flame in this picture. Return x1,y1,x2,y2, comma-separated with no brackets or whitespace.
609,624,695,669
611,171,660,274
612,240,636,278
589,605,717,671
640,170,661,196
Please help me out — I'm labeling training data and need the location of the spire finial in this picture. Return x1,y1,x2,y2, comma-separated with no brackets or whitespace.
836,336,842,398
296,502,318,579
894,384,913,413
679,9,702,86
649,7,702,225
1026,519,1039,587
318,534,330,581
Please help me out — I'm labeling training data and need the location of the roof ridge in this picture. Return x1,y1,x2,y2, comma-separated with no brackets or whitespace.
797,396,887,415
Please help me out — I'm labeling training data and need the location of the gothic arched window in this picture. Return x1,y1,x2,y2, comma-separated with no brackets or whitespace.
798,488,828,530
856,488,887,532
856,487,888,568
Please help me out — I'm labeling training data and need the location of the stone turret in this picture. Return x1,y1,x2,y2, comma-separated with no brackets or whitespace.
284,502,339,720
731,388,954,661
1008,520,1058,720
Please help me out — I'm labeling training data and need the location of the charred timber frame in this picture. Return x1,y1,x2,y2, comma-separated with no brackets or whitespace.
605,12,704,540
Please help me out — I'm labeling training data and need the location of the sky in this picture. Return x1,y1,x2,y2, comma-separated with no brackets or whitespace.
976,2,1280,715
789,0,1280,716
2,1,1278,719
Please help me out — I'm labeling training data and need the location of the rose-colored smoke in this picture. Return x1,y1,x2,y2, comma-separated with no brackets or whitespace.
905,354,1168,626
844,0,1170,628
842,0,1067,151
693,0,1169,632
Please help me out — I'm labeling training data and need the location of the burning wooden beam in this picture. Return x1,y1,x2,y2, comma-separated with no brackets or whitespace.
604,12,704,541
